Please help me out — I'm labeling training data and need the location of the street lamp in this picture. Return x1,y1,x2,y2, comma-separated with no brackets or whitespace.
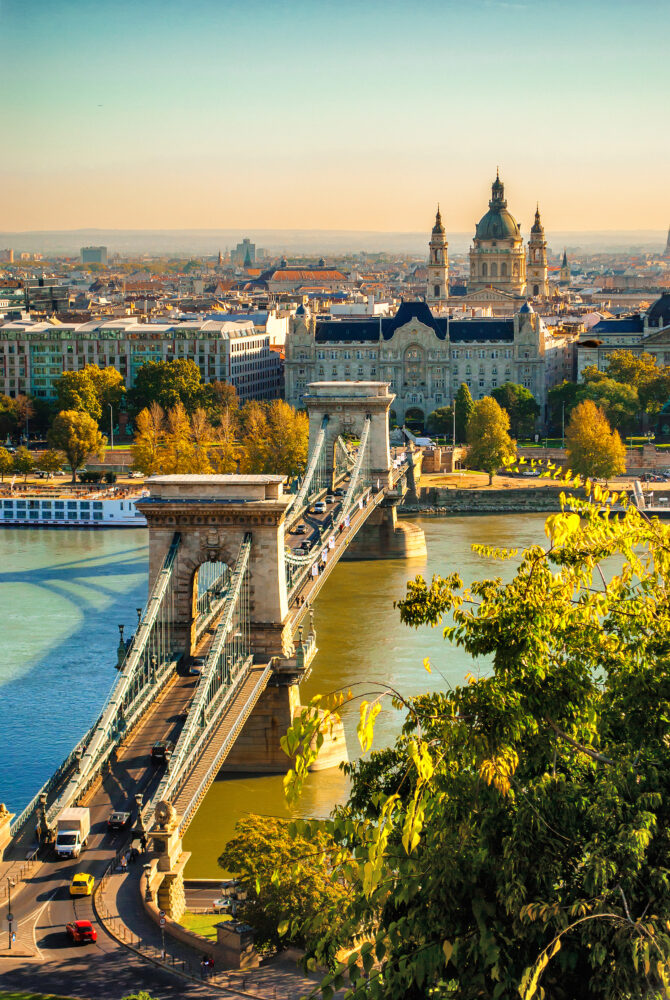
7,877,14,949
108,403,114,450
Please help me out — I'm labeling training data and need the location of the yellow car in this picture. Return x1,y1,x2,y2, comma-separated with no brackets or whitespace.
70,873,95,897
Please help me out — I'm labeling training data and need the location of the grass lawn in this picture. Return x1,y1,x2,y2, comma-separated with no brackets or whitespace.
179,911,232,941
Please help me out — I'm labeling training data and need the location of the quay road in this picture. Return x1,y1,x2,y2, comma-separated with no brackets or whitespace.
0,666,208,998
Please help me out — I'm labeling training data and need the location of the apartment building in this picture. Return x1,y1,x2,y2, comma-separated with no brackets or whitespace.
0,317,283,402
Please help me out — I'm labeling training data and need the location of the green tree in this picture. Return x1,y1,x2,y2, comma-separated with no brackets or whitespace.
12,445,34,481
219,814,348,956
129,359,206,415
55,370,102,422
465,396,516,484
84,364,125,414
546,380,579,435
0,446,12,481
575,377,639,434
48,410,106,483
426,406,454,437
639,369,670,416
281,491,670,1000
0,395,20,440
37,449,65,478
603,349,659,391
454,383,475,443
565,400,626,482
491,382,540,438
205,380,239,425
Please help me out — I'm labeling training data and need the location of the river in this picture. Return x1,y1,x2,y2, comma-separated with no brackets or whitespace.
0,515,548,875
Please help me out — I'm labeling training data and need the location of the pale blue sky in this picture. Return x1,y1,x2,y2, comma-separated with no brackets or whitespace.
1,0,667,231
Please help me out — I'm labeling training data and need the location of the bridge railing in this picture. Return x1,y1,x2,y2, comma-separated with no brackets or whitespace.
286,416,329,527
46,532,182,825
176,661,273,836
148,534,252,812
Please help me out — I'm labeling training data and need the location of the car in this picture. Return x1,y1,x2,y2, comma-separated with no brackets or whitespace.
66,919,97,944
325,494,336,504
151,739,174,764
107,810,131,833
312,501,326,514
334,488,346,497
70,873,95,897
292,524,307,535
299,540,312,551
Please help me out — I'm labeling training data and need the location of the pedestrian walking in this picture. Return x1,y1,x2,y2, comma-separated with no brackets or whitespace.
140,833,148,852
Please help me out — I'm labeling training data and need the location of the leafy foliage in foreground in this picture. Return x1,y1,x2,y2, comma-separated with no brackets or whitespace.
277,484,670,1000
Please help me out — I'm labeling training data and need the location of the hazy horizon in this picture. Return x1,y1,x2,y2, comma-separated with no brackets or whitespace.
0,227,666,258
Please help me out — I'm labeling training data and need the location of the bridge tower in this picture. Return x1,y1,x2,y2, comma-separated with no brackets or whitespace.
138,475,292,660
303,381,394,489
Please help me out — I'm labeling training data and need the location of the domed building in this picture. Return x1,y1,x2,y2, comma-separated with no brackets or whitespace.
469,171,526,295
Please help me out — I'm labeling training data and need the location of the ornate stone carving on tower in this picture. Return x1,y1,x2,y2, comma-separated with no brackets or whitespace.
426,205,449,305
469,171,526,295
527,205,549,298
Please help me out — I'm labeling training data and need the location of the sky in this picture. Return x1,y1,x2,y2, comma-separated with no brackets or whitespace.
1,0,668,234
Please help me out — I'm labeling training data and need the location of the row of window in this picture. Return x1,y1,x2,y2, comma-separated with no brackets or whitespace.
3,509,104,520
4,500,105,510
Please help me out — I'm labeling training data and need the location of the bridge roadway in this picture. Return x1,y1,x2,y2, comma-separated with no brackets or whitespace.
0,465,406,993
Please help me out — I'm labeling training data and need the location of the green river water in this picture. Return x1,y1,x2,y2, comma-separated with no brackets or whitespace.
0,515,550,876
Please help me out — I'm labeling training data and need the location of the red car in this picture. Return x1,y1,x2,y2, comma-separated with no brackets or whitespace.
66,919,97,944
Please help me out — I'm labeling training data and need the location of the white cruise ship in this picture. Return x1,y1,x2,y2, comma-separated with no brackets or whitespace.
0,487,148,528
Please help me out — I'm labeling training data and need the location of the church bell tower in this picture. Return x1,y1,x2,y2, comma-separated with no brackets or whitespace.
426,206,449,306
527,205,548,298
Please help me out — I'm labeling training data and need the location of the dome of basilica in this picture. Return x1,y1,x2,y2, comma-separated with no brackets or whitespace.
474,170,521,242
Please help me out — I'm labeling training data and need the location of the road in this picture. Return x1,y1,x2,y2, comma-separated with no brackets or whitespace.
0,669,204,999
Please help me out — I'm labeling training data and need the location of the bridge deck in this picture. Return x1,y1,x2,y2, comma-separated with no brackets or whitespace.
171,664,272,829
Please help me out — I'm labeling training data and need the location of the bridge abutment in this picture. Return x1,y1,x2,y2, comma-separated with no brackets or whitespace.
340,504,427,561
220,680,347,774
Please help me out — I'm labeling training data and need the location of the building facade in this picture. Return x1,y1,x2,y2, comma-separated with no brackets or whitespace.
285,300,575,427
577,294,670,379
0,317,283,402
80,246,108,265
469,172,527,295
426,206,449,305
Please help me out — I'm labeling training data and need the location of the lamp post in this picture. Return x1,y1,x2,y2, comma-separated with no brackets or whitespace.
561,402,565,450
452,398,456,450
7,878,14,949
108,404,114,450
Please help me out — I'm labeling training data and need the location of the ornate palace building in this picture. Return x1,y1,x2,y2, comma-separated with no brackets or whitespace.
285,300,575,428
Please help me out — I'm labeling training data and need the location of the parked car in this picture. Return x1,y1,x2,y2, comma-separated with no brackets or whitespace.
70,873,95,897
151,739,174,764
66,920,97,944
107,810,131,833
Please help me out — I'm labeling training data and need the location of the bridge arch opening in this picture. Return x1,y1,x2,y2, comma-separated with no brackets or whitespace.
188,559,231,657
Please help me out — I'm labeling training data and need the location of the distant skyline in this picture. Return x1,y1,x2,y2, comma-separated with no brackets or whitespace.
1,0,668,233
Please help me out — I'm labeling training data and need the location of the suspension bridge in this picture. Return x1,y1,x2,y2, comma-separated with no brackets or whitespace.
0,382,425,928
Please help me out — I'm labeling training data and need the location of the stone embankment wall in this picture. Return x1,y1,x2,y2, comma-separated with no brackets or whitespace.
420,443,670,476
405,485,586,516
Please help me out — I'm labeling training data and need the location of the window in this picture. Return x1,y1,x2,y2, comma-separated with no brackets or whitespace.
500,262,507,277
434,285,440,297
482,263,488,278
491,263,498,278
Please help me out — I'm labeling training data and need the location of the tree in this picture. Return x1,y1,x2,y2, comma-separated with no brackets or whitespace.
121,993,160,1000
12,445,34,482
48,410,106,484
205,380,239,425
491,382,540,438
280,491,670,1000
0,447,12,481
37,449,65,478
639,369,670,416
454,383,475,443
546,380,579,435
240,401,270,473
265,400,308,477
162,402,196,473
209,409,239,474
426,406,454,437
0,395,20,441
575,378,639,434
565,400,626,482
603,349,659,392
128,359,206,416
55,370,102,422
465,396,516,484
83,364,125,414
219,814,348,956
131,403,166,476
